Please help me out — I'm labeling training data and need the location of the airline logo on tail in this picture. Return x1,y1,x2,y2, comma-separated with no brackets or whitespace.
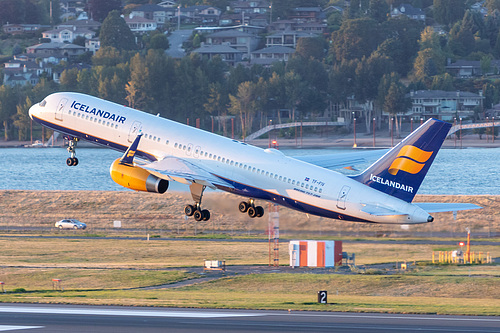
388,145,433,176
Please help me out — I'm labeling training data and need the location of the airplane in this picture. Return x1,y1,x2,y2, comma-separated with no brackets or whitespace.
29,92,480,224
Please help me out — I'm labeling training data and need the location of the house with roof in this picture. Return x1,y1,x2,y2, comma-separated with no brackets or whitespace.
205,30,261,59
250,45,295,66
124,16,158,33
26,42,87,59
130,4,168,27
391,4,426,21
404,90,484,120
230,1,270,15
42,26,96,43
3,55,54,87
85,38,100,55
2,24,49,35
192,44,244,66
265,30,319,48
446,59,500,78
289,7,325,23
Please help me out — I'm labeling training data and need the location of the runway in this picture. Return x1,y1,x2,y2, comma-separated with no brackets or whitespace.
0,304,498,332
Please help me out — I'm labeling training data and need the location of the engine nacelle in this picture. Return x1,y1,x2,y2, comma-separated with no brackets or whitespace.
110,158,168,193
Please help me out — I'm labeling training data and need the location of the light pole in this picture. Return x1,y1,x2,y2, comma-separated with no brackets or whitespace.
269,2,272,25
454,118,457,148
177,5,180,31
460,117,463,149
486,117,489,143
391,117,394,147
411,118,413,132
373,117,376,147
493,117,495,143
353,112,356,148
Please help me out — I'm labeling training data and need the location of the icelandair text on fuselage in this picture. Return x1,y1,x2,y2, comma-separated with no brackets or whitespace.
370,173,413,193
70,101,126,123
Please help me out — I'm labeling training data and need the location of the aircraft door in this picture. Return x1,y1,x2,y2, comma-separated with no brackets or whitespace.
55,98,68,121
336,185,350,210
128,121,142,142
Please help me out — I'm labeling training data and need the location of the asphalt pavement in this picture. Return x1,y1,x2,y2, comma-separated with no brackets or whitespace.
165,29,193,58
0,304,499,332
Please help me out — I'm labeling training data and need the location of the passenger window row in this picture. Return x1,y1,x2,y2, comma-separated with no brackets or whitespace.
169,141,323,194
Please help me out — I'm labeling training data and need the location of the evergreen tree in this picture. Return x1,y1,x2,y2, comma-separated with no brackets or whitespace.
99,11,136,51
88,0,122,22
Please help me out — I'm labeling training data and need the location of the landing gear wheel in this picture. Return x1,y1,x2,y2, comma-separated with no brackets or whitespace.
72,157,78,166
256,206,264,218
194,210,203,222
66,157,74,166
239,201,249,213
202,209,210,221
247,206,257,218
184,204,195,216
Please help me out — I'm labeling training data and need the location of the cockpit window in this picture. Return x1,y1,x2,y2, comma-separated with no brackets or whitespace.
39,100,47,107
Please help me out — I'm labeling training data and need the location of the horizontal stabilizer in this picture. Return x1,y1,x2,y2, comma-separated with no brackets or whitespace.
361,203,408,216
413,202,482,213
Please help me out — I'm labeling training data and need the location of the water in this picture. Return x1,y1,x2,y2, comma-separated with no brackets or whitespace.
0,147,498,195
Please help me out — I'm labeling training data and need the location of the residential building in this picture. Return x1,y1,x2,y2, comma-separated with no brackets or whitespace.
26,42,87,59
391,4,426,21
205,30,260,59
265,30,319,48
85,38,100,55
2,24,49,35
42,26,96,43
405,90,484,120
124,16,158,33
230,1,270,15
3,55,52,87
250,46,295,66
446,59,500,78
289,7,325,23
130,4,168,27
192,44,244,66
52,62,91,83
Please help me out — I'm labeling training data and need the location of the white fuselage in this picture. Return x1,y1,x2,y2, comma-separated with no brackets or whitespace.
29,92,432,224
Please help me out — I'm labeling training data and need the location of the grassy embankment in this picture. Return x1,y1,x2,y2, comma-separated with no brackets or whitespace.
0,237,498,315
0,190,498,237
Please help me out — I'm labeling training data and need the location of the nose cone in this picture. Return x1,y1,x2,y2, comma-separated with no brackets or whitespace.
29,104,38,120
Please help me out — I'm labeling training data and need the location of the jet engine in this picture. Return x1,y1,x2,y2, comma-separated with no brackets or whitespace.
110,158,168,193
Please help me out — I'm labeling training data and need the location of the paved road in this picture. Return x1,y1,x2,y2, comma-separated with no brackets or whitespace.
0,304,498,332
165,29,193,58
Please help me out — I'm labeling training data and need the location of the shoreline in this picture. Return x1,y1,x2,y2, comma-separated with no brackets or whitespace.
1,135,499,149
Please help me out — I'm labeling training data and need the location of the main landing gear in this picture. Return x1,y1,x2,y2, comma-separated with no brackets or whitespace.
184,183,211,221
238,199,264,218
66,137,79,166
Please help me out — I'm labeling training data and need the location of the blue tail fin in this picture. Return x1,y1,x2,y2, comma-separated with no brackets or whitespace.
351,118,451,202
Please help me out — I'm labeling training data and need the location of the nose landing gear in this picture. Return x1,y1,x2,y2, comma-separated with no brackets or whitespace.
65,137,79,166
239,199,264,218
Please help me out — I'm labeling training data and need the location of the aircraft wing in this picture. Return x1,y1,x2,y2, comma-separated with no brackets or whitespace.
413,203,482,213
141,156,234,190
293,149,388,169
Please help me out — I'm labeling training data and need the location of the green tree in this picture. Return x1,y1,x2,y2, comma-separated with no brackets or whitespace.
204,82,229,135
295,37,325,60
13,96,32,141
99,10,136,51
228,81,258,140
60,68,80,91
384,80,408,137
433,0,465,26
368,0,389,23
125,53,150,110
88,0,122,22
149,33,169,50
0,85,19,140
430,73,455,91
331,18,381,62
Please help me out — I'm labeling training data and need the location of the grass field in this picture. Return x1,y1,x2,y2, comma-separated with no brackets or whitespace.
0,236,498,315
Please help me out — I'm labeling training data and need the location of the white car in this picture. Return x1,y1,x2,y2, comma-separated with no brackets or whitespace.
55,219,86,230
